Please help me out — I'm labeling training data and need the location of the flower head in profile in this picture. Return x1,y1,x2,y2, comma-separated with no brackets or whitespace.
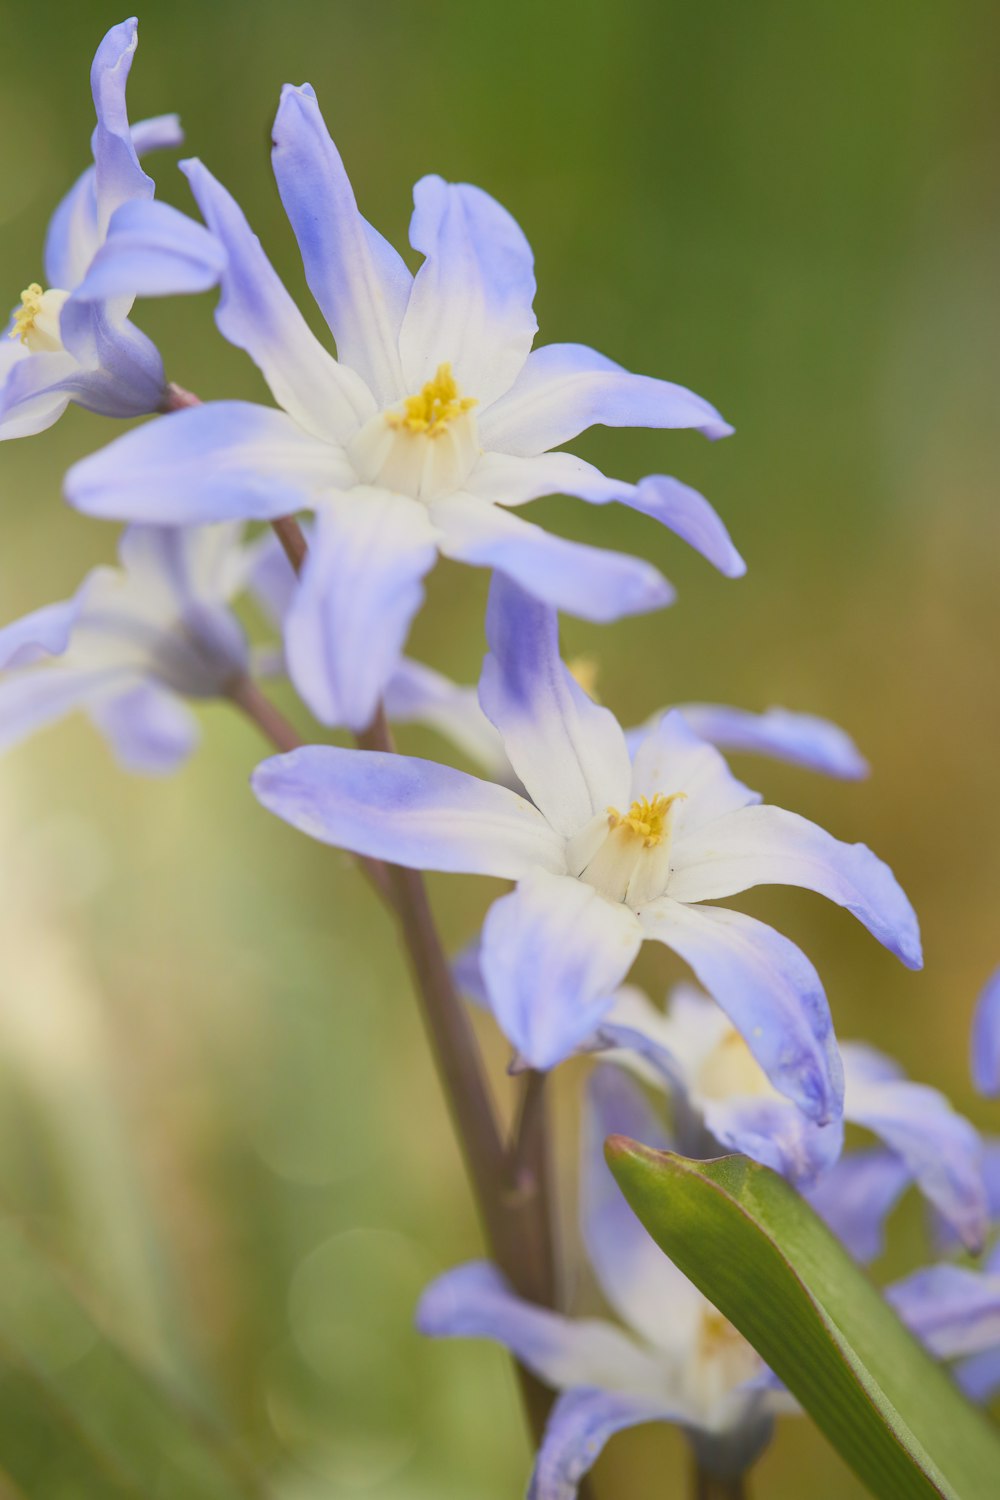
66,81,743,731
0,18,223,440
0,523,263,772
419,1068,791,1499
590,983,986,1250
253,574,921,1123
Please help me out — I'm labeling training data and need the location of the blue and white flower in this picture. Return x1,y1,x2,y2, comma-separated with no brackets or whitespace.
0,19,223,440
65,79,742,731
591,983,986,1249
887,1228,1000,1406
0,523,264,772
253,574,921,1120
383,653,869,783
419,1067,790,1499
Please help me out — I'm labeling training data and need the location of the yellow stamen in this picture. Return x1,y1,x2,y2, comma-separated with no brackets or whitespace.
699,1308,744,1360
606,792,686,848
387,362,477,437
9,283,45,344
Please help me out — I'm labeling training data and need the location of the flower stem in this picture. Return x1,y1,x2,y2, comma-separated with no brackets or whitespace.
692,1461,747,1500
247,513,562,1444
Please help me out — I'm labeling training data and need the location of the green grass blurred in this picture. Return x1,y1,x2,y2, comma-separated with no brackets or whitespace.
1,0,999,1493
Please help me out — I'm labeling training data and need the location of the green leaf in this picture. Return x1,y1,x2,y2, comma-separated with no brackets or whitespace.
606,1140,1000,1500
0,1216,267,1499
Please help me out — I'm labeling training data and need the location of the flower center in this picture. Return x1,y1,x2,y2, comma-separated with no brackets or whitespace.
9,283,69,353
386,363,477,437
348,362,481,503
575,792,685,907
606,793,678,847
684,1307,759,1412
697,1027,774,1102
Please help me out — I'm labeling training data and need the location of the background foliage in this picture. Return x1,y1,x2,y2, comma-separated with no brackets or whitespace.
0,0,999,1493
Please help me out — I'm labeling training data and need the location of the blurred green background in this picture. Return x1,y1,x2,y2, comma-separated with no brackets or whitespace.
1,0,999,1494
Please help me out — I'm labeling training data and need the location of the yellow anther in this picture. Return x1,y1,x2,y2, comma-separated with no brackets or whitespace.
9,283,45,344
606,792,686,847
387,362,477,437
699,1308,743,1358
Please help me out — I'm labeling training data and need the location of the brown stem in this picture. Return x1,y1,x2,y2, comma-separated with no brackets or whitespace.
508,1069,557,1308
228,675,303,754
272,514,309,572
223,488,559,1446
691,1461,747,1500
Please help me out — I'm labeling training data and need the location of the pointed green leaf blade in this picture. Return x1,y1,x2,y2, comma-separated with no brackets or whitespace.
606,1141,1000,1499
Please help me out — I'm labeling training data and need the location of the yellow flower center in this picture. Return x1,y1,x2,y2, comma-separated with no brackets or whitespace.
606,793,685,848
10,284,45,343
8,283,68,353
698,1028,773,1101
387,363,477,438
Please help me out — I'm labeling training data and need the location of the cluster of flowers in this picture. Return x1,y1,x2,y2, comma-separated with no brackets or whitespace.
4,20,998,1497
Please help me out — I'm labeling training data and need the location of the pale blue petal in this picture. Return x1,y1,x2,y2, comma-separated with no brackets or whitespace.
417,1261,662,1394
478,573,631,836
673,704,869,780
90,19,153,235
89,682,199,773
629,474,745,577
271,84,411,404
383,659,509,778
44,166,101,291
971,966,1000,1098
887,1266,1000,1360
701,1096,843,1188
629,709,760,830
464,450,633,508
66,402,347,522
478,342,733,457
451,936,490,1010
479,871,642,1070
252,746,565,877
581,1067,701,1354
181,158,375,442
529,1388,684,1500
72,198,225,301
639,898,843,1123
955,1346,1000,1404
0,600,79,668
588,1017,682,1089
0,666,132,754
843,1046,987,1252
0,345,92,440
435,493,674,622
669,805,923,971
465,452,742,576
934,1140,1000,1256
806,1150,912,1263
58,298,166,414
110,524,250,693
129,113,183,157
284,493,437,730
399,175,536,406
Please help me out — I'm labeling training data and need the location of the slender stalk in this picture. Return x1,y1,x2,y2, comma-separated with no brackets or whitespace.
691,1461,747,1500
231,512,561,1444
164,360,563,1450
